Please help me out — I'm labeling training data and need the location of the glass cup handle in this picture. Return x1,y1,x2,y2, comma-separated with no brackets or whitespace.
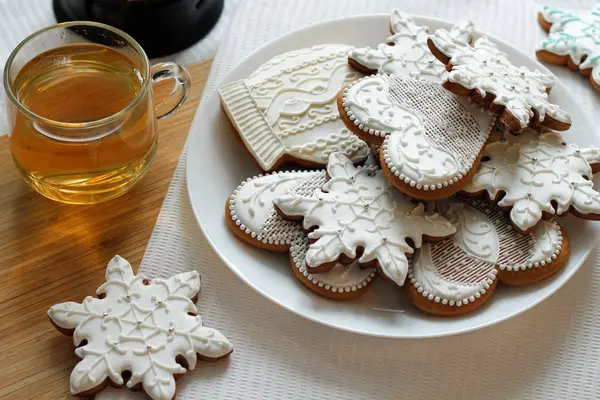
150,62,192,120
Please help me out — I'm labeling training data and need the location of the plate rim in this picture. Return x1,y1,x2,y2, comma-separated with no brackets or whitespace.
186,13,599,338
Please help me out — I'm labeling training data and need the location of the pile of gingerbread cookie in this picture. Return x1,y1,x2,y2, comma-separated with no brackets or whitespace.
220,9,600,316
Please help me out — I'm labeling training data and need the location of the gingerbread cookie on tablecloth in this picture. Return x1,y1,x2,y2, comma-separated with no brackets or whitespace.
274,153,456,288
219,44,369,172
428,26,572,132
226,170,376,300
348,10,473,81
405,199,569,316
462,128,600,233
537,1,600,92
338,74,496,200
48,256,232,400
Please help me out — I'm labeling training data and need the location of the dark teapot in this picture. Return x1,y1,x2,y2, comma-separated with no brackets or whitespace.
53,0,224,57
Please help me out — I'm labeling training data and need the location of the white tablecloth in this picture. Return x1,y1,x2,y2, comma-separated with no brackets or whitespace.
4,0,600,399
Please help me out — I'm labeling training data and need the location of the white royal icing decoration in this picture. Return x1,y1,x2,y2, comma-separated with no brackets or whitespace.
230,171,323,245
349,10,472,81
274,153,456,287
429,19,474,60
538,2,600,87
228,171,377,293
463,129,600,232
341,74,495,190
48,256,232,400
290,236,376,293
430,28,571,130
408,199,564,307
219,44,368,170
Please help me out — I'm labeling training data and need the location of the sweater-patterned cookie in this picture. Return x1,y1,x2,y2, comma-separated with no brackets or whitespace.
428,26,572,132
405,199,569,316
462,129,600,233
537,1,600,92
48,256,232,400
274,153,456,287
348,9,473,81
219,44,369,171
338,74,496,200
226,170,376,300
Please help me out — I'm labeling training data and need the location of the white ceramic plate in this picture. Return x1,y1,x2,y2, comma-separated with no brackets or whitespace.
187,14,600,338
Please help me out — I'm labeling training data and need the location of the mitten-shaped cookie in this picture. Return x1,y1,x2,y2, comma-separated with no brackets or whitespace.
226,170,376,300
338,74,496,200
220,44,369,171
406,199,569,316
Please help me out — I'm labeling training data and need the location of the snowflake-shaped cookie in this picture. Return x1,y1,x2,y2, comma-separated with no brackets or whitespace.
462,129,600,233
274,153,456,287
428,27,571,132
537,1,600,92
48,256,232,400
349,10,473,82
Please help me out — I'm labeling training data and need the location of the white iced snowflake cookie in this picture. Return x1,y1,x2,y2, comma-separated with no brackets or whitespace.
274,153,456,287
219,44,369,171
348,9,473,82
226,171,376,300
405,199,568,316
338,74,496,200
428,27,571,132
462,129,600,233
537,1,600,92
48,256,232,400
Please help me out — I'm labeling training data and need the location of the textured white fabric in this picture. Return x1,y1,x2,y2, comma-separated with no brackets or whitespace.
96,1,600,399
4,0,600,398
0,0,240,134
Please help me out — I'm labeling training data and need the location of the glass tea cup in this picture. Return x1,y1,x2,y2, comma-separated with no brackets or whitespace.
3,21,191,204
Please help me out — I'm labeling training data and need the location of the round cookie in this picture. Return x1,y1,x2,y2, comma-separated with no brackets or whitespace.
219,44,369,172
536,3,600,92
428,26,572,132
48,256,232,400
462,128,600,234
405,199,569,316
226,170,377,300
348,9,472,81
290,236,376,300
274,152,456,288
338,74,496,200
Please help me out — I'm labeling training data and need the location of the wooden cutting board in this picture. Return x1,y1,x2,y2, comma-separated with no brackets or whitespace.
0,60,212,399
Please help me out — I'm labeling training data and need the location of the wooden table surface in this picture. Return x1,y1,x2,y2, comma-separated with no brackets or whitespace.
0,60,212,399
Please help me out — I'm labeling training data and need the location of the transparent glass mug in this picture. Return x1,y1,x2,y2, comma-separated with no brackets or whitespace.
3,22,191,204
